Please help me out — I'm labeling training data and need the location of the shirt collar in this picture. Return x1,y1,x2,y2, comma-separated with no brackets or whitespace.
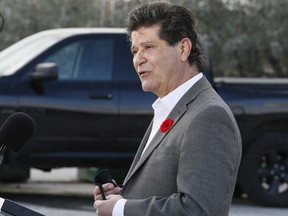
156,73,203,112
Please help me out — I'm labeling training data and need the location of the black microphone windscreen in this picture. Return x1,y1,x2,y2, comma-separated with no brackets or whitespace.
0,112,36,152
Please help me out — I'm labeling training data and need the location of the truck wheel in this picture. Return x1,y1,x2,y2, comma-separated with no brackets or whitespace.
238,133,288,207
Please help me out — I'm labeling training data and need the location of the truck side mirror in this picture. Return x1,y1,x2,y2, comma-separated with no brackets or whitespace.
30,62,58,82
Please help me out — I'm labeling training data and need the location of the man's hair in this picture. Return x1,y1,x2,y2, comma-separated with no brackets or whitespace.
126,1,206,72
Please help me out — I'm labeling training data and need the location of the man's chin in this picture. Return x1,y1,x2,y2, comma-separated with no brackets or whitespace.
142,88,150,93
141,83,156,95
141,85,151,93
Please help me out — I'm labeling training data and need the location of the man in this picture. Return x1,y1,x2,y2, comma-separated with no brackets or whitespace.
94,2,242,216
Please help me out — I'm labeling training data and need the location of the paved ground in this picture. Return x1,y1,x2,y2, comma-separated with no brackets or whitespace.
0,168,287,216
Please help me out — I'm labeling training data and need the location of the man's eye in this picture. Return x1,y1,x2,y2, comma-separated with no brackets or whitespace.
145,45,152,50
131,50,137,55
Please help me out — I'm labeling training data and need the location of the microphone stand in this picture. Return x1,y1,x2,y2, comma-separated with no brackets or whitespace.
0,145,44,216
0,145,6,165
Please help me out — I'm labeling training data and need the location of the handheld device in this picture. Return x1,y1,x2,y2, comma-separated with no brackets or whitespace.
94,169,116,200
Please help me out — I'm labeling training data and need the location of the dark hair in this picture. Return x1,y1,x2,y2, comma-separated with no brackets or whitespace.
126,2,205,72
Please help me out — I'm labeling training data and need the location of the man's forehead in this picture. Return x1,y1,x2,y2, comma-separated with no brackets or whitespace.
132,24,161,37
131,25,161,44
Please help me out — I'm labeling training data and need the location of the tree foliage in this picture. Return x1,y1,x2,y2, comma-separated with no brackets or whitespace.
0,0,287,77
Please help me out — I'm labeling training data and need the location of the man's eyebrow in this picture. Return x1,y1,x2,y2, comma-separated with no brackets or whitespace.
140,41,153,45
131,41,153,48
131,41,155,53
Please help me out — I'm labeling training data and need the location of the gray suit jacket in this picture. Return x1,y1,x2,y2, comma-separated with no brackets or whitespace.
121,76,242,216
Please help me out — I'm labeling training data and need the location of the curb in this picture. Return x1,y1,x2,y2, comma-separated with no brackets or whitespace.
0,181,94,197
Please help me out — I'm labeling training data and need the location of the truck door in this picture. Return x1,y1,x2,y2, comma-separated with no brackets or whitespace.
16,34,120,167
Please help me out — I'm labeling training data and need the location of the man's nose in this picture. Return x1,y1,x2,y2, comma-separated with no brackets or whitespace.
133,50,146,67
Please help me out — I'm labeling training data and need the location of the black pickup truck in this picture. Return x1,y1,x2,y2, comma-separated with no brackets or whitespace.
0,28,287,207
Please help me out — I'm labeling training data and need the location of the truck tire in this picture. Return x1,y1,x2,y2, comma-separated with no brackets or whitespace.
238,133,288,207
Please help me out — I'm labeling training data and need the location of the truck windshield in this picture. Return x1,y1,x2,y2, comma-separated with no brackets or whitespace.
0,33,63,77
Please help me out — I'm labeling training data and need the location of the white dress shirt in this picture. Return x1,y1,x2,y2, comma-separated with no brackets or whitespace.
112,73,203,216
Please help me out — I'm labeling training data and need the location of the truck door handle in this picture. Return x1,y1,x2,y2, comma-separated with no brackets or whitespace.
89,93,113,100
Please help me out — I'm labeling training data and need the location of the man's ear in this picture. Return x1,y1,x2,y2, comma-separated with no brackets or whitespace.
180,38,192,62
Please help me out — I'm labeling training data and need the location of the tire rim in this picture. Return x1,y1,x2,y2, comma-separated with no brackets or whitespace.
257,150,288,195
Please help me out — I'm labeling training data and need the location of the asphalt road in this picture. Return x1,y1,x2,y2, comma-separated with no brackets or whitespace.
0,168,287,216
2,194,288,216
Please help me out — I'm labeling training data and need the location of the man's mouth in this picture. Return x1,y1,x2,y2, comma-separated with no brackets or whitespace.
138,71,149,77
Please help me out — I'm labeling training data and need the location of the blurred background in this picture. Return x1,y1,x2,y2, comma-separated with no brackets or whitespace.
0,0,287,78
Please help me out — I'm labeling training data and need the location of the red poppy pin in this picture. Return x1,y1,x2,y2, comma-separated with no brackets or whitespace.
160,118,174,133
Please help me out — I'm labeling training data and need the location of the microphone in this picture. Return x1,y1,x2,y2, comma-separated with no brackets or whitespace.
0,113,43,216
0,112,35,165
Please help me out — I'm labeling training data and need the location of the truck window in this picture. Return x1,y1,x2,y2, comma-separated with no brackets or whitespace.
44,42,80,79
43,38,114,81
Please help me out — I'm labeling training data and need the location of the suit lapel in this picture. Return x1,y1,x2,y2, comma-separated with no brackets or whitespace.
123,121,153,183
130,105,187,172
123,76,211,185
